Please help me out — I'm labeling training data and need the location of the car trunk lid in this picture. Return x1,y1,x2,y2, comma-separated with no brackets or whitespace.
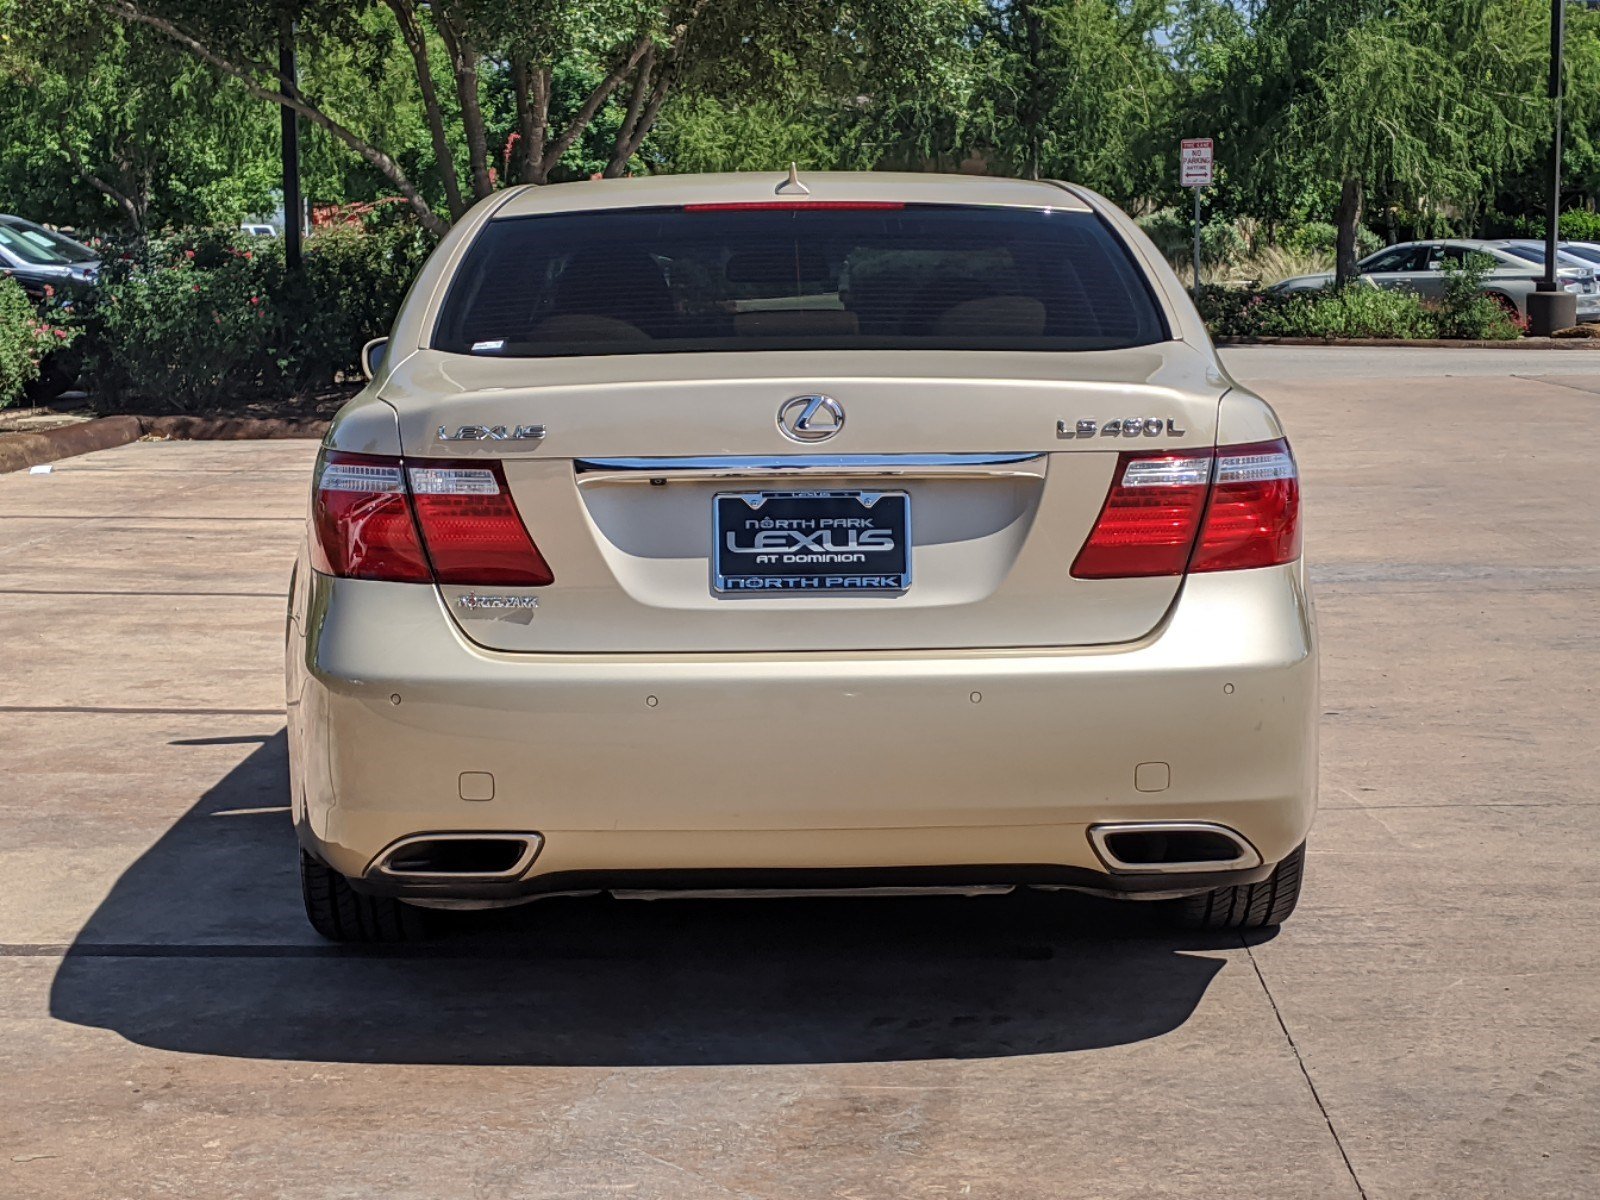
379,345,1223,653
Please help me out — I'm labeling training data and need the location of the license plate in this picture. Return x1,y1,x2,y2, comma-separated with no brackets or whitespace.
713,491,910,594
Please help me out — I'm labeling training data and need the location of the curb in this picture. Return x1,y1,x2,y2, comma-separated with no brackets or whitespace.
0,416,143,474
1215,336,1600,349
140,415,331,441
0,414,329,474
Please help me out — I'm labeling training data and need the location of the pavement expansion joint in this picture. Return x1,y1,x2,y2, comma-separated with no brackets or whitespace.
1244,937,1371,1200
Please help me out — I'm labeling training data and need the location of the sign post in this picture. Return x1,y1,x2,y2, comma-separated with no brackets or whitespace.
1180,138,1214,300
1528,0,1575,335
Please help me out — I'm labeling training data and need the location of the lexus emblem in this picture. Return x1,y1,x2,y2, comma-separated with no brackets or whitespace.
777,395,845,443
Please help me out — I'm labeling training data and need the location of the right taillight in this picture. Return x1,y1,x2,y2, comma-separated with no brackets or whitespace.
310,450,553,586
1071,438,1300,579
1190,439,1301,572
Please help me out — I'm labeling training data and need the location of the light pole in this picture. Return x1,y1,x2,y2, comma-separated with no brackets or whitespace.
1528,0,1575,334
280,13,303,271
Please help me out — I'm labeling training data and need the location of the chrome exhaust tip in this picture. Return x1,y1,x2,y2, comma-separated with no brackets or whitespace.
1088,822,1261,874
374,833,542,881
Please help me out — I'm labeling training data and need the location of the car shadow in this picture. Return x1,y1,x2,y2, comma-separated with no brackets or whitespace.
49,730,1268,1067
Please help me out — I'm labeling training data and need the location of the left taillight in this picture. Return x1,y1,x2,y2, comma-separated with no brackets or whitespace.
311,452,431,582
407,461,554,586
310,450,553,586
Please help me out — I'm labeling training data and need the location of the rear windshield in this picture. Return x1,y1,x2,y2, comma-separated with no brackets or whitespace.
433,204,1166,357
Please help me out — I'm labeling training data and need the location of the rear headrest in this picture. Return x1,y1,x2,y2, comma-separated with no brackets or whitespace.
933,295,1046,338
734,310,861,338
527,314,651,346
726,247,829,285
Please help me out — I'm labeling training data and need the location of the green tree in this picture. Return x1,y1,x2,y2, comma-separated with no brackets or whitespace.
1197,0,1550,284
0,9,279,231
977,0,1174,192
90,0,960,234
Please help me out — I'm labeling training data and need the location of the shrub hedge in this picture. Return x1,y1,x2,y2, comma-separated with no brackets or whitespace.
0,276,78,407
1278,221,1382,259
1513,210,1600,243
1199,256,1521,341
82,223,433,411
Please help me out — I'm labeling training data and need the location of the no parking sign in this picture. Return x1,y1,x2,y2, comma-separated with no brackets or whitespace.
1180,138,1214,189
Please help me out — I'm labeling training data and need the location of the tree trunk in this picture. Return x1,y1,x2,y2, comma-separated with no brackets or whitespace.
1334,174,1364,287
615,66,675,172
66,144,143,232
1019,0,1045,180
434,11,492,199
539,34,653,180
107,1,449,236
511,58,550,185
383,0,466,219
600,1,712,179
604,45,655,177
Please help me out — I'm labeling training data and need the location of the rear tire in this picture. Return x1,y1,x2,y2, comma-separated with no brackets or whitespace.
299,849,427,943
24,356,77,403
1173,842,1305,930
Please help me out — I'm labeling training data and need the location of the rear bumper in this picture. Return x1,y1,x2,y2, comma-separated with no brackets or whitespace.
287,561,1317,895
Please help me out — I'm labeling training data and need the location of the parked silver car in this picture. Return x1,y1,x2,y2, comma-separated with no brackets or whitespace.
1500,239,1600,275
1272,238,1600,321
1550,241,1600,268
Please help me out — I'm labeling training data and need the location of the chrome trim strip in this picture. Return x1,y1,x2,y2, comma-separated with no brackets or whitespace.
373,833,544,881
575,452,1045,483
1087,822,1263,875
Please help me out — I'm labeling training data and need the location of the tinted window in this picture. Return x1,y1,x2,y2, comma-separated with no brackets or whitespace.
1438,246,1499,268
433,205,1166,357
1503,243,1593,268
1362,247,1425,272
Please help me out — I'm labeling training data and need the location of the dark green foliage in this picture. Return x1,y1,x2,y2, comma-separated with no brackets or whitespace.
1199,285,1443,340
0,276,78,406
1199,271,1521,342
1281,222,1381,259
81,224,434,410
1434,254,1523,339
1513,210,1600,243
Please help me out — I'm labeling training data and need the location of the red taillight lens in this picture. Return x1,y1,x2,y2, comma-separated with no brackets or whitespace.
310,451,553,586
1191,440,1301,572
311,452,431,582
406,461,554,586
1070,451,1213,578
1071,439,1300,579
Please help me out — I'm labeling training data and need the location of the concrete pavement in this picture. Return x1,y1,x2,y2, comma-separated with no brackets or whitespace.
2,352,1597,1198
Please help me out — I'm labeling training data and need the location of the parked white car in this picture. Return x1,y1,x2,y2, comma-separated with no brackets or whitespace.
1272,238,1600,320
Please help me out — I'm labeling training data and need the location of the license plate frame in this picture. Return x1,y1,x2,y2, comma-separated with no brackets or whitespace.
712,490,911,595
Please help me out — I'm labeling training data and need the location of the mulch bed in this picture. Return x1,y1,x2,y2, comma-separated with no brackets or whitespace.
1,387,355,472
1215,335,1600,348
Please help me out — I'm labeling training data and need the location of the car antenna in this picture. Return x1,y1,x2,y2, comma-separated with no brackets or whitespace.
775,162,810,196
